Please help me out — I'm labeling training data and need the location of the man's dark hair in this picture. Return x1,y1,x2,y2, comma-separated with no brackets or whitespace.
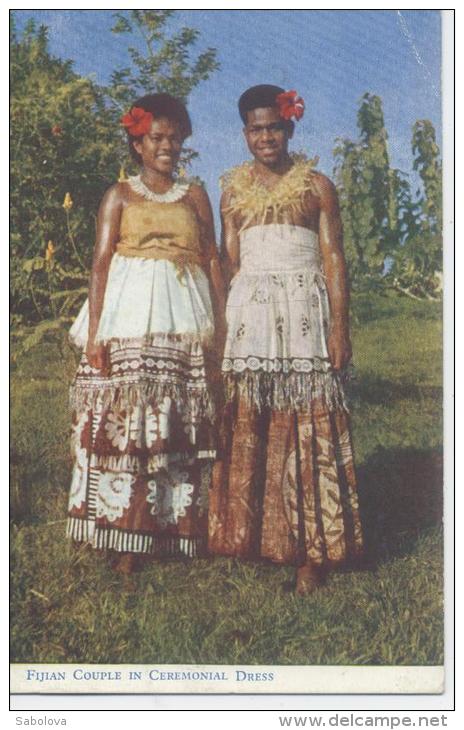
127,93,192,165
238,84,295,134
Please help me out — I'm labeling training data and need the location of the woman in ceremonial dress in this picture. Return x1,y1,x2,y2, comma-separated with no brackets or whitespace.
67,94,225,574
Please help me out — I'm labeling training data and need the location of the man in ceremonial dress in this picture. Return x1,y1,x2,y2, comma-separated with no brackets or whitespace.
209,85,363,594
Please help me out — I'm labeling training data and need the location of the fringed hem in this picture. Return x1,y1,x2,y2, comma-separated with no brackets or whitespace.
70,381,216,421
224,370,348,412
67,517,206,557
87,450,216,473
70,329,215,350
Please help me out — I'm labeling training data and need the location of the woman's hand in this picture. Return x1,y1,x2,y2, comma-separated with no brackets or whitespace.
327,325,352,371
86,340,109,373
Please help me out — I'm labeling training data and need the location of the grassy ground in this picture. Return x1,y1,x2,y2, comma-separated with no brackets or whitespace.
10,294,443,666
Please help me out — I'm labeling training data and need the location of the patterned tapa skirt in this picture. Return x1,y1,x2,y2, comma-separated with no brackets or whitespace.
208,376,363,567
67,335,217,557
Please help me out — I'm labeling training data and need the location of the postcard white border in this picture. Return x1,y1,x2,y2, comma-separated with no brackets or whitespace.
5,2,455,718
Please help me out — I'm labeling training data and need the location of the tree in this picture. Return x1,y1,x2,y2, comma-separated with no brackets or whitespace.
412,120,442,234
334,93,402,289
109,10,219,105
10,17,119,327
388,120,442,300
107,10,220,171
10,10,220,339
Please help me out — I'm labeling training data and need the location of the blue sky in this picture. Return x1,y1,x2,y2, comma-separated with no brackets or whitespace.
13,9,441,228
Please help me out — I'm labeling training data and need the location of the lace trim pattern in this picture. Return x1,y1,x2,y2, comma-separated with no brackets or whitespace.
128,175,190,203
222,356,331,374
92,330,214,349
70,340,215,420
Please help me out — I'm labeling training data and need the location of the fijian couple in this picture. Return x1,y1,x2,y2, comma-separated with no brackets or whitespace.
67,84,363,596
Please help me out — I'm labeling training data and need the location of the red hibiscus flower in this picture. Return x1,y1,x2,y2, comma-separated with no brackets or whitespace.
276,90,305,121
120,107,154,137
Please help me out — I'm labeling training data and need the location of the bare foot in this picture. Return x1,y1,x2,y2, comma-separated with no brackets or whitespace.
121,574,138,593
112,553,139,575
112,553,152,575
295,563,323,596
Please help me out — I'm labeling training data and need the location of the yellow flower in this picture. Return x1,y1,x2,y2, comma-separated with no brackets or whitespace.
118,166,128,182
45,240,55,262
178,166,187,178
62,192,73,210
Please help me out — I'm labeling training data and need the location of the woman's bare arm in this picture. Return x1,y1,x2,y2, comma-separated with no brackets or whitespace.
86,184,123,368
188,184,227,343
220,189,240,287
314,174,352,371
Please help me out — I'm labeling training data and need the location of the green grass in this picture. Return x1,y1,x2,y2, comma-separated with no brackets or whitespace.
10,293,443,666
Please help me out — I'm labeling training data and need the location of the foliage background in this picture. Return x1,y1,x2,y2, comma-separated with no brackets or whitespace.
10,10,442,352
10,10,444,667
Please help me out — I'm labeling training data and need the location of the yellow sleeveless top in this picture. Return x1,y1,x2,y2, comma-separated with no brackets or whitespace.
116,198,205,271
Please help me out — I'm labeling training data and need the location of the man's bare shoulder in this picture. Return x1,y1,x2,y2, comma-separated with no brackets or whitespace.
311,171,337,198
307,172,339,213
220,187,235,211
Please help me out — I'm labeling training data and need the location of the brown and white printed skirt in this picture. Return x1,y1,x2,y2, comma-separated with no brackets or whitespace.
209,382,363,567
66,337,217,556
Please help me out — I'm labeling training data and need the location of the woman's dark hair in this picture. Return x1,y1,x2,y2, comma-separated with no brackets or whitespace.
126,93,192,165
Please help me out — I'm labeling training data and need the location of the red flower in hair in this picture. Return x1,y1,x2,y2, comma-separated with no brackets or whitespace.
276,90,305,121
120,106,154,137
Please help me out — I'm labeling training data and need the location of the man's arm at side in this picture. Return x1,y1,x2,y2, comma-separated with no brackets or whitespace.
220,190,240,286
315,174,352,371
188,183,226,348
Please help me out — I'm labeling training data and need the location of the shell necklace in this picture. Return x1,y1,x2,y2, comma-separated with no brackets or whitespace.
128,175,190,203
